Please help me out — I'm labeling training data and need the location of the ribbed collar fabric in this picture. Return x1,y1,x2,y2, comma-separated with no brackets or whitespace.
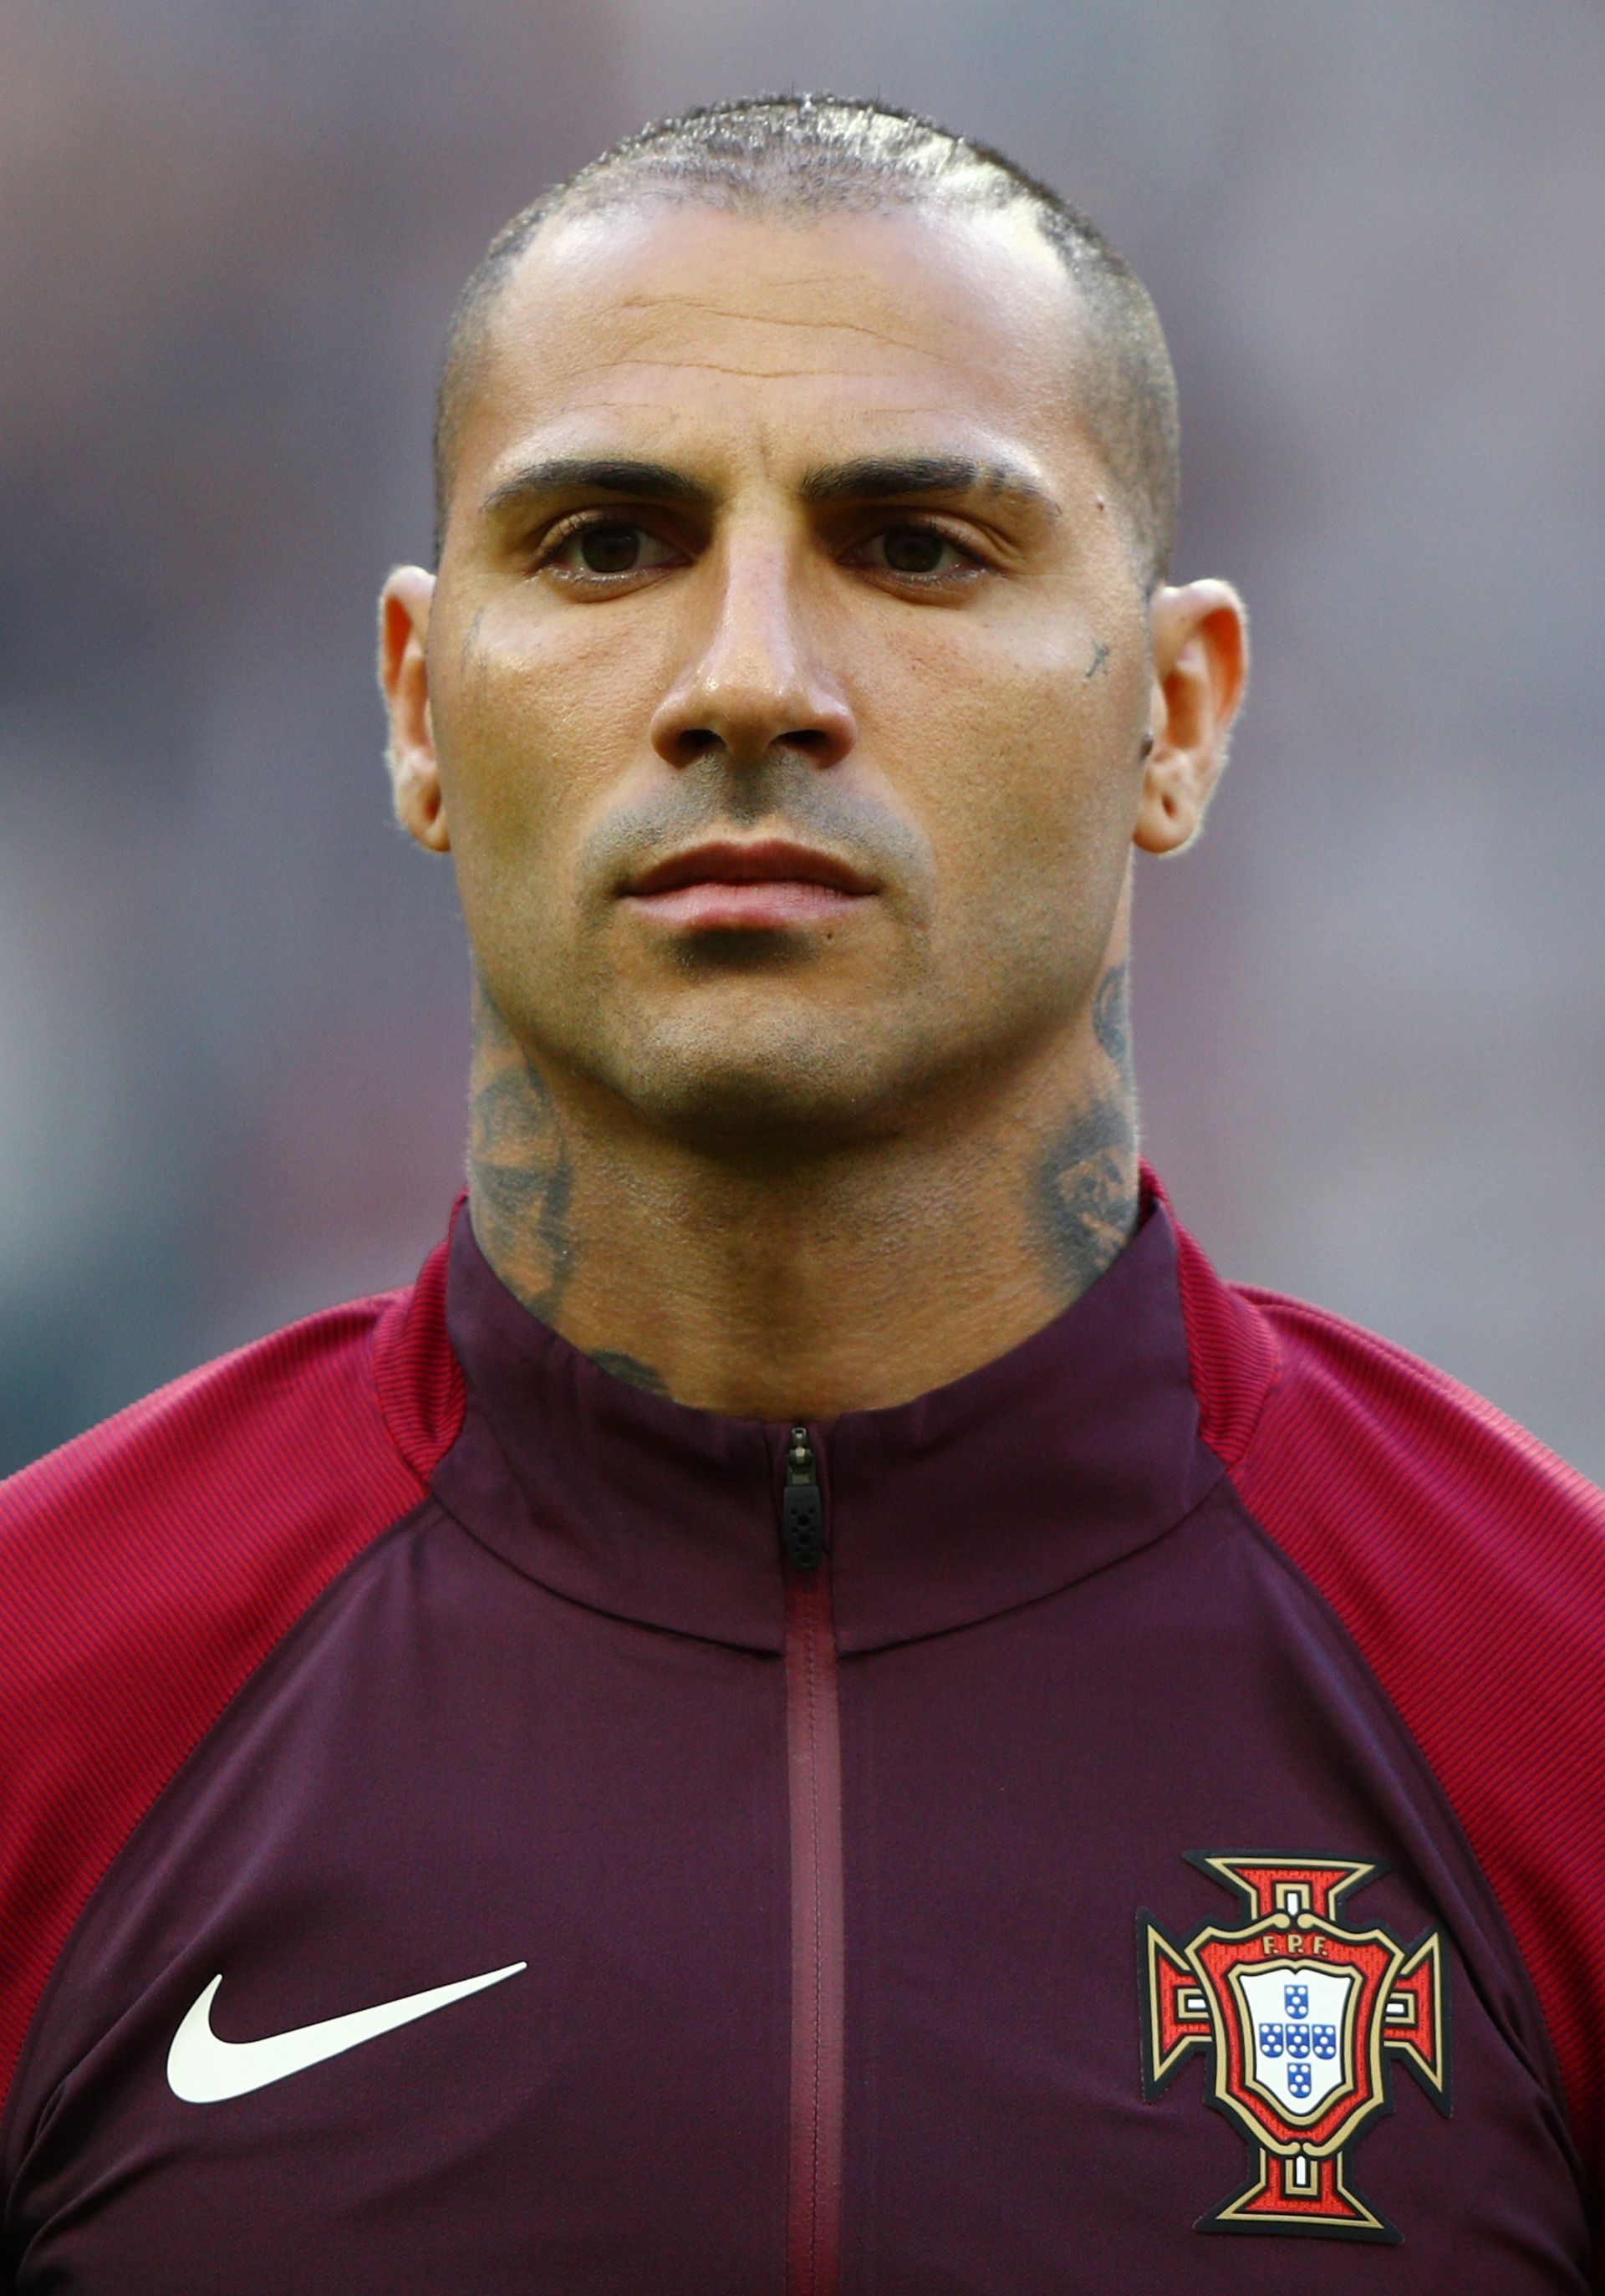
431,1182,1224,1657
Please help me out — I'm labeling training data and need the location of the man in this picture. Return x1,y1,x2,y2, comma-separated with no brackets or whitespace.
0,94,1599,2292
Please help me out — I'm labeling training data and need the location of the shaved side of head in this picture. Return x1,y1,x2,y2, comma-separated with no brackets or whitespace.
432,94,1180,591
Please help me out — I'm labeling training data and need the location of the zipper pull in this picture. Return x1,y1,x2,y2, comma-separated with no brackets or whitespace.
781,1425,826,1572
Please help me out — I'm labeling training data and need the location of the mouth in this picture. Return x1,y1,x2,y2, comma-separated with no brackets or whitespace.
622,838,879,932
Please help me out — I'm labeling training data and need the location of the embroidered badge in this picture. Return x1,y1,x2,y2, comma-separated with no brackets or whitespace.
1137,1855,1450,2242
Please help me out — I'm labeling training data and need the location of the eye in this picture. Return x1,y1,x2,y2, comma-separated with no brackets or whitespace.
543,518,681,582
851,523,981,583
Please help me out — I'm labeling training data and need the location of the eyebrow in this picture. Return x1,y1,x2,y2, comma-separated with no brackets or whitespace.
480,450,1060,523
798,454,1060,518
482,457,716,518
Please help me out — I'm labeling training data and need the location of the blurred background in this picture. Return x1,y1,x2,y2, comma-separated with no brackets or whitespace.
3,0,1602,1477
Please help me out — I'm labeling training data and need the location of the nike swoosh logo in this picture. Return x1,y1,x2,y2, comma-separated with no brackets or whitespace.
166,1960,528,2103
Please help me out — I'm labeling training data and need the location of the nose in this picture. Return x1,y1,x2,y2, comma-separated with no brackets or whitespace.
648,534,856,773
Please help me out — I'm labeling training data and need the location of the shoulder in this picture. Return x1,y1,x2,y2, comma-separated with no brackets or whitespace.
0,1229,465,2110
1176,1225,1605,1655
0,1238,464,1674
1166,1196,1605,2176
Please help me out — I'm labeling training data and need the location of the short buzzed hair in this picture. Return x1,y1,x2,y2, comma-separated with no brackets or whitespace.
433,94,1180,590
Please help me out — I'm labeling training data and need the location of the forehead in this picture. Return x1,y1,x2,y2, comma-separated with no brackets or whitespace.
456,199,1093,501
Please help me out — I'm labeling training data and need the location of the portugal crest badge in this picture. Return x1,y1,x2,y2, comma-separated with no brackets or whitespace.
1138,1855,1450,2241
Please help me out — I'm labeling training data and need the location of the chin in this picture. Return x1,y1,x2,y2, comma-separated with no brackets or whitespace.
614,1016,904,1153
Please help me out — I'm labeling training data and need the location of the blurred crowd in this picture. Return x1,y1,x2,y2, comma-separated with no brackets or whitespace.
3,0,1602,1477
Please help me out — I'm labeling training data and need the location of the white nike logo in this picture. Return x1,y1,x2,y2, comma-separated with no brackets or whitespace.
166,1960,528,2103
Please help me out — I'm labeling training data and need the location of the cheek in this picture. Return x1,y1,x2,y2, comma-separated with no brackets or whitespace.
899,638,1144,947
431,610,645,921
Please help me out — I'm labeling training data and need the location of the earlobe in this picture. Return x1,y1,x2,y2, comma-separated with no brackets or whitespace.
378,566,451,855
390,735,451,855
1134,748,1204,856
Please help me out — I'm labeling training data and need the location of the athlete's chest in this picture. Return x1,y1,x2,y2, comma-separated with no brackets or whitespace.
3,1513,1589,2293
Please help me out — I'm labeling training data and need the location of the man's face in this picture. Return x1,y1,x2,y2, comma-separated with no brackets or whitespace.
400,201,1165,1147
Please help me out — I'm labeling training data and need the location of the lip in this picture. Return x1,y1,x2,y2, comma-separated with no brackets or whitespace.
623,839,879,931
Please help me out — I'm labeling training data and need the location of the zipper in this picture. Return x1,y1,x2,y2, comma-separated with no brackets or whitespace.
780,1425,844,2296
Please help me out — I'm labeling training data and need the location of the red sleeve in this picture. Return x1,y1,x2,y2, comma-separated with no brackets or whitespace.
1171,1207,1605,2210
0,1233,463,2118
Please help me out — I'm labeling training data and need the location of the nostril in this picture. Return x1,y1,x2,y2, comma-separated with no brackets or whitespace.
671,728,720,764
661,725,844,770
786,727,838,761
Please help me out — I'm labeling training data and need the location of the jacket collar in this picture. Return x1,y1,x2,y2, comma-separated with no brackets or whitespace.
431,1183,1224,1656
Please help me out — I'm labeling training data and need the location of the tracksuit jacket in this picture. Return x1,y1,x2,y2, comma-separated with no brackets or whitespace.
1,1176,1601,2291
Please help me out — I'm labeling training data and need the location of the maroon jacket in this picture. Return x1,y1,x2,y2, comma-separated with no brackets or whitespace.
1,1177,1601,2290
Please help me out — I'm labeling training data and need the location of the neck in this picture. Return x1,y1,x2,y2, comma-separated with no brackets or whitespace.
466,968,1139,1418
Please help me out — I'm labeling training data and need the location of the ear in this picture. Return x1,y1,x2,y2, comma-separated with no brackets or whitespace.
1134,579,1249,856
378,565,450,853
